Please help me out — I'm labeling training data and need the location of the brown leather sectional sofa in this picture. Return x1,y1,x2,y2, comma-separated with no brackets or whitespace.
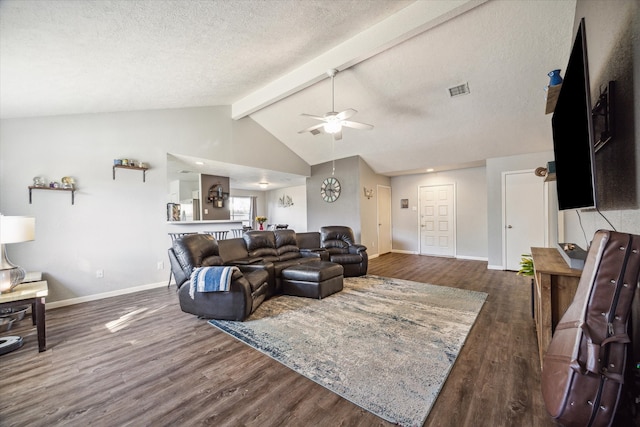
168,226,367,321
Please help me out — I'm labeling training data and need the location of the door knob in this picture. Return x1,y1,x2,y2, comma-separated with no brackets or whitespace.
507,225,513,229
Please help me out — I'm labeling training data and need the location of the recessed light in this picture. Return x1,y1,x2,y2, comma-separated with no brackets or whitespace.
426,168,435,173
195,161,204,165
259,182,269,189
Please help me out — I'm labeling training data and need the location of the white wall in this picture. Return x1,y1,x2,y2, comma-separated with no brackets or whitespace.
562,0,640,245
265,184,308,232
0,106,310,303
359,157,392,256
390,166,488,259
486,151,555,268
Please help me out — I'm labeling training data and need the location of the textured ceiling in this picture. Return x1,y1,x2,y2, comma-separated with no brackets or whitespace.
0,0,578,187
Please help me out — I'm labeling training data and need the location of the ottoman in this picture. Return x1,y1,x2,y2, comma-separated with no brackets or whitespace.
281,261,344,299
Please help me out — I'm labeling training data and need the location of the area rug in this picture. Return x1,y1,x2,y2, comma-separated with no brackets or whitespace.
208,275,487,426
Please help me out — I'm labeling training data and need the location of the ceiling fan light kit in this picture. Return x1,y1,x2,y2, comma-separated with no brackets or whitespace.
298,69,373,141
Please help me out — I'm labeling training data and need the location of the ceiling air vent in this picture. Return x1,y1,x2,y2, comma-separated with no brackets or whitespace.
448,82,470,97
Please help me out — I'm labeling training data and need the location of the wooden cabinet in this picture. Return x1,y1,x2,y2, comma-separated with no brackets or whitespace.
531,247,582,369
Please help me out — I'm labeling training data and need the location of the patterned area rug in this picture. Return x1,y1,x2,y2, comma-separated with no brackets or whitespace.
209,275,487,426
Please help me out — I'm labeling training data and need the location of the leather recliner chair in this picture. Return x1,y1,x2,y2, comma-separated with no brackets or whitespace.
168,233,270,321
320,226,368,277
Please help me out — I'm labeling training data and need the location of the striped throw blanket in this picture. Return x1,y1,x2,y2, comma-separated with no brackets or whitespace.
189,266,238,299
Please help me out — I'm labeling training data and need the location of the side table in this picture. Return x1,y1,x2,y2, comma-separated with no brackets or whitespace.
0,280,48,352
531,248,581,369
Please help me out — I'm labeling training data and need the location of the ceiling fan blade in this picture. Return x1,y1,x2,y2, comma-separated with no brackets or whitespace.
300,113,328,121
298,123,325,134
336,108,357,121
342,120,374,130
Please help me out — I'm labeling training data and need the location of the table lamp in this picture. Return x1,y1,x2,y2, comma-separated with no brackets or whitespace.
0,215,35,293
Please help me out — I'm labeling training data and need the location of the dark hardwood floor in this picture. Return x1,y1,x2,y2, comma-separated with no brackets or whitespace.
0,254,554,426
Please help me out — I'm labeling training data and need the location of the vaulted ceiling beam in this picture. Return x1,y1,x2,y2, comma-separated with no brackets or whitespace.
231,0,487,119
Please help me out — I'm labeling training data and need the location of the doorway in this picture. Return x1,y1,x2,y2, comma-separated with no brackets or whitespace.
419,184,455,257
503,170,546,271
377,185,392,255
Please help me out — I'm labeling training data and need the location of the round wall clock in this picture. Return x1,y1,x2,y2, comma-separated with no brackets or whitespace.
321,177,341,203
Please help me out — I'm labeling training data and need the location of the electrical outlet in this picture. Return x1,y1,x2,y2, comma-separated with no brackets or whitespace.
204,208,209,214
157,261,164,270
96,269,104,278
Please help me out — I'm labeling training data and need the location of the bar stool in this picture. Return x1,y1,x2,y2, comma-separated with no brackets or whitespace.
168,232,196,241
203,231,228,240
231,229,244,238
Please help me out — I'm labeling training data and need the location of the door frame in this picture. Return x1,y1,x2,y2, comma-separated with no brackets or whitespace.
418,183,457,257
501,169,550,270
376,185,392,255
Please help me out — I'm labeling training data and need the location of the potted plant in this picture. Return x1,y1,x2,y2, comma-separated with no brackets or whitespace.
517,254,534,277
255,216,267,230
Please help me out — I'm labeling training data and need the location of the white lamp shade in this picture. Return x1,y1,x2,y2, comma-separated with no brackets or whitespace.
0,216,36,244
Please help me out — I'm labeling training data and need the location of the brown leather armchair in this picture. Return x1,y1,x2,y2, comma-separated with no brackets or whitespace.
320,226,368,277
168,234,270,320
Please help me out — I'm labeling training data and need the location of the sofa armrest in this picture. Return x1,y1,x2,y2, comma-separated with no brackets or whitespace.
177,274,253,320
300,248,330,261
349,244,368,254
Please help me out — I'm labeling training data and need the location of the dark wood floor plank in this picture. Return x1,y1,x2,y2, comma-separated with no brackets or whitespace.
0,253,554,427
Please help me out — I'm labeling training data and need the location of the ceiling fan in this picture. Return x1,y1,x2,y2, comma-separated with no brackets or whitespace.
297,69,373,141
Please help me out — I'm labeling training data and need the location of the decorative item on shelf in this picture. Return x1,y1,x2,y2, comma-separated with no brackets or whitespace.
363,187,374,200
167,203,181,221
48,181,59,188
207,183,228,208
278,194,294,208
256,216,267,231
545,69,563,114
113,159,149,181
32,177,46,187
548,69,563,87
0,215,36,293
61,176,75,189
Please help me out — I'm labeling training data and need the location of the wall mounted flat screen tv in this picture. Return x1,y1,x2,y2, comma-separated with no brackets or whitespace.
551,18,597,211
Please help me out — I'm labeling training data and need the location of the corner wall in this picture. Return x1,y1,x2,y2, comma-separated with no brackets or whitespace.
390,166,488,259
0,106,310,303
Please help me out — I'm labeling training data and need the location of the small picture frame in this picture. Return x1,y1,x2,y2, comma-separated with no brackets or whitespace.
400,199,409,209
167,203,181,221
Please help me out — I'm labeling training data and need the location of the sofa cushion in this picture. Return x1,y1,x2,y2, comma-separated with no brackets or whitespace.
244,231,278,258
173,234,220,272
275,229,300,254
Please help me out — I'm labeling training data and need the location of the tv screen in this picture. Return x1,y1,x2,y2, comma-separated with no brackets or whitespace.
551,18,597,211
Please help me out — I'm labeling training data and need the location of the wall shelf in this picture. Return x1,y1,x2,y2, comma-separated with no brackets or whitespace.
29,186,76,205
545,84,562,114
113,164,148,182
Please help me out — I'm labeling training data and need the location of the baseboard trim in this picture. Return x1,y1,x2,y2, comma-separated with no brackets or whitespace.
456,255,489,262
47,281,168,310
487,264,504,270
391,249,419,255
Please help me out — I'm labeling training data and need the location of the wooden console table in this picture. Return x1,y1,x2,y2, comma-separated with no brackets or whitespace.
531,247,582,369
0,281,48,352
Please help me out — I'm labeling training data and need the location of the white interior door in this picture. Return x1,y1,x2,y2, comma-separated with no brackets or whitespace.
377,185,392,255
420,184,455,257
504,170,545,270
